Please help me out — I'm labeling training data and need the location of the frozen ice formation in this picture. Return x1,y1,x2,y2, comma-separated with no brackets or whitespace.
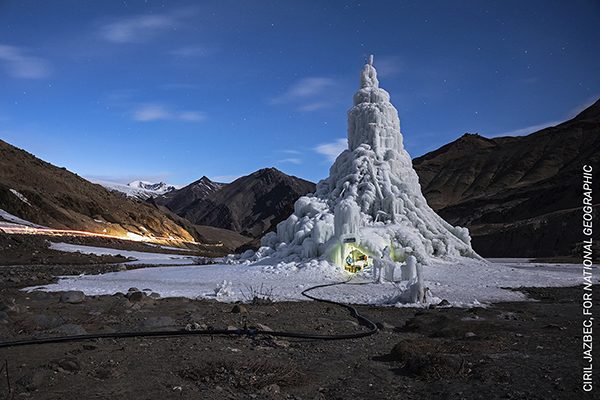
258,56,480,270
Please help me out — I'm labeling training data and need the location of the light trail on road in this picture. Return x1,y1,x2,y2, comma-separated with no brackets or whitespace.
0,224,215,247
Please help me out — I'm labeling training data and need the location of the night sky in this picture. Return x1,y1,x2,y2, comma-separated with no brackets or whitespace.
1,0,598,185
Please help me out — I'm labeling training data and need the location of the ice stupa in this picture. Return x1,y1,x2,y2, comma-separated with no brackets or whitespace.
259,56,479,273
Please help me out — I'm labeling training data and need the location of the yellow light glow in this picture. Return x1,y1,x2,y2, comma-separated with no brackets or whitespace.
125,232,147,242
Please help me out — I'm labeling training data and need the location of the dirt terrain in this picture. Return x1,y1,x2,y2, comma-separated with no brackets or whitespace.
0,258,596,400
0,233,229,267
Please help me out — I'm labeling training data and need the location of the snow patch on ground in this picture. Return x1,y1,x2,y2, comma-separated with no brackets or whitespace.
0,209,46,228
9,189,31,205
48,242,197,265
26,255,599,306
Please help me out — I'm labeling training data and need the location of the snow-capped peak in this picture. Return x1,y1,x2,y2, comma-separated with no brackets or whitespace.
92,179,177,200
127,180,176,193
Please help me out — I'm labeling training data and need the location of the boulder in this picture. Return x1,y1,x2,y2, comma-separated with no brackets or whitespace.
59,291,86,304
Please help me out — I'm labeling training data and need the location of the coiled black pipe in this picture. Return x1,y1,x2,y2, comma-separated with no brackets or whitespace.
0,279,378,349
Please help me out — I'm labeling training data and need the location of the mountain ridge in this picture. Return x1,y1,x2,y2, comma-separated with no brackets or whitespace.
160,167,316,238
413,98,600,257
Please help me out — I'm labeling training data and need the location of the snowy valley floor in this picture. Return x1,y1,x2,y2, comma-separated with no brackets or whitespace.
1,241,598,399
0,260,597,400
24,242,600,307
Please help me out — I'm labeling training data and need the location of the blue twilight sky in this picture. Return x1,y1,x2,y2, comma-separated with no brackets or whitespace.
0,0,599,185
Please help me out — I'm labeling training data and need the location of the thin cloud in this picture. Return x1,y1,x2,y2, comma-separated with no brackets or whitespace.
491,95,599,137
298,102,331,112
211,175,241,183
314,138,347,162
178,111,206,121
132,104,205,122
374,55,404,78
491,119,563,137
133,104,170,121
168,46,212,58
0,44,50,79
271,77,335,111
568,95,600,117
277,158,302,165
98,7,200,44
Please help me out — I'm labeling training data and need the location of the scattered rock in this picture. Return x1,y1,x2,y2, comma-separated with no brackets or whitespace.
465,332,477,338
149,292,161,299
256,323,273,332
273,339,290,348
59,291,86,304
437,299,451,307
231,304,248,314
497,311,519,320
376,321,396,331
128,287,139,293
261,383,281,394
0,310,9,323
0,298,24,313
32,314,64,330
126,291,146,302
390,340,463,378
94,367,115,380
53,357,81,372
185,322,207,331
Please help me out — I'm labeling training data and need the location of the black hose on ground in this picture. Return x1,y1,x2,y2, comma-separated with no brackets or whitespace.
0,279,378,349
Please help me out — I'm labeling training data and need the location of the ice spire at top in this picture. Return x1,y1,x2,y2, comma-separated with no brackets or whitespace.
350,54,400,154
360,54,379,89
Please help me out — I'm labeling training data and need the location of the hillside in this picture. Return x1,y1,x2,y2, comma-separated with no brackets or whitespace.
0,140,194,242
154,176,224,213
413,99,600,257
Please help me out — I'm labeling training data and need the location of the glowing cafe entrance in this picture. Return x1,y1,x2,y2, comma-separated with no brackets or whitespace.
340,236,370,273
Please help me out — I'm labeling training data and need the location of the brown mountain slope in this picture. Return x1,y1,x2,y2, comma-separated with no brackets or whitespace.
0,139,194,242
150,201,251,251
169,168,316,238
413,99,600,257
154,176,225,214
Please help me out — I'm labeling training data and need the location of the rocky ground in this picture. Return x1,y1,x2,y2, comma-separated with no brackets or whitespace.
0,260,597,399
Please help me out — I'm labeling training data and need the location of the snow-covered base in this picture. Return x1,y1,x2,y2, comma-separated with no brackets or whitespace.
48,242,198,265
26,253,599,307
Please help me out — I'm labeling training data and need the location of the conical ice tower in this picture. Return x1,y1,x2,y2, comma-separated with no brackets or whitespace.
261,56,479,269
